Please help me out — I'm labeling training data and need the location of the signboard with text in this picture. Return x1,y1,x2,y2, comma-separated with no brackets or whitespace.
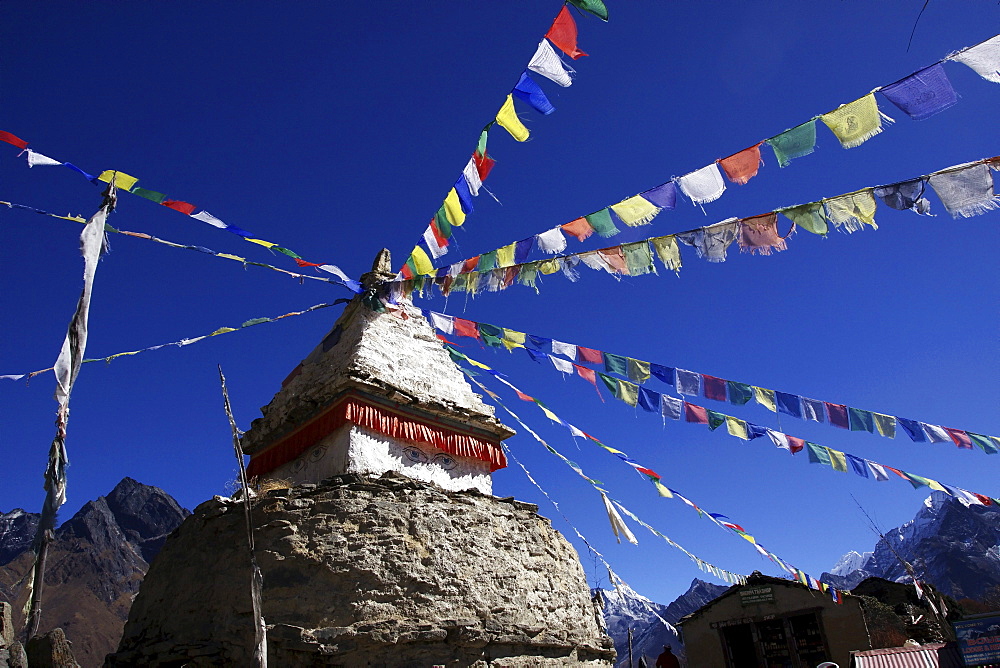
954,616,1000,665
739,586,774,606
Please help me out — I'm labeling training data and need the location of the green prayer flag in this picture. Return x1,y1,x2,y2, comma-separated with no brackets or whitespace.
968,433,998,454
585,208,620,238
618,379,638,407
780,202,828,236
241,317,271,327
517,263,540,292
622,241,655,275
848,407,875,433
477,250,498,272
767,120,817,168
567,0,608,21
273,246,301,259
598,372,619,396
904,472,933,490
707,410,726,431
603,352,628,377
807,443,832,466
727,381,753,405
476,125,490,157
132,187,167,204
478,322,504,348
435,207,452,238
627,358,650,384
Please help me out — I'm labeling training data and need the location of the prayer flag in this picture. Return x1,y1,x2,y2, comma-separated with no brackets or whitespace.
846,454,869,478
921,423,951,443
627,358,650,384
462,157,483,195
603,352,629,377
496,94,529,141
948,35,1000,84
477,251,497,272
454,175,474,214
767,121,816,167
602,494,638,545
821,94,892,149
726,416,749,440
133,187,167,204
444,188,467,226
598,372,618,396
848,407,875,433
968,433,998,454
662,395,683,420
826,403,849,429
684,402,708,424
567,0,608,21
611,195,661,227
676,369,701,396
453,318,479,339
552,340,577,360
650,236,682,273
807,443,832,466
651,364,675,386
642,182,677,210
867,461,889,481
478,323,504,348
513,71,555,115
753,387,777,412
873,413,896,438
550,355,574,374
536,227,567,254
719,144,763,185
873,179,932,215
528,39,573,87
409,246,435,276
561,217,595,242
585,208,620,237
162,200,197,215
766,429,789,452
738,212,788,255
897,417,927,442
575,364,598,387
780,202,828,236
707,410,726,431
879,63,958,120
514,238,534,263
702,375,727,402
545,6,588,59
928,162,1000,218
944,428,973,449
622,241,654,276
0,130,28,149
26,150,62,167
638,387,660,413
97,170,140,191
827,448,848,473
801,398,826,422
428,312,454,335
598,247,628,274
618,379,639,407
578,346,603,364
473,150,495,181
824,189,878,233
727,381,753,405
677,219,739,263
502,330,526,351
423,226,446,259
496,243,516,268
776,392,802,418
787,436,805,454
677,163,726,205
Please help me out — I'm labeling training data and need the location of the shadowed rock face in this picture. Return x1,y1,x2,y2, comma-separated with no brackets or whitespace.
0,478,189,668
109,472,615,667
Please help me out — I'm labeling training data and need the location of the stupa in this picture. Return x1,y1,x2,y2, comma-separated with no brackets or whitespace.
108,250,614,666
241,248,513,495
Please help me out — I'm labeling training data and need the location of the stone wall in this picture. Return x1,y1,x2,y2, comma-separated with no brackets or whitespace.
108,473,614,666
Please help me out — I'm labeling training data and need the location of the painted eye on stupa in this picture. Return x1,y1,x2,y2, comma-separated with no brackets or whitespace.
309,445,328,463
402,446,429,464
432,453,457,470
290,458,306,473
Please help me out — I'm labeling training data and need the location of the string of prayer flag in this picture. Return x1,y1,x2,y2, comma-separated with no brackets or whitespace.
425,308,1000,456
1,302,342,383
456,351,839,598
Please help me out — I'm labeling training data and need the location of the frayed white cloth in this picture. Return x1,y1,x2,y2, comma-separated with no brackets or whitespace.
462,157,482,196
191,210,228,229
602,493,638,544
677,163,726,205
528,39,574,87
536,227,568,254
949,35,1000,83
27,149,62,167
551,340,577,360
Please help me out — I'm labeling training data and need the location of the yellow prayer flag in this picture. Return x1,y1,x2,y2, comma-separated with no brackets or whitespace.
539,406,561,422
753,386,777,412
654,480,673,498
246,238,278,249
409,245,435,275
496,243,517,268
610,195,660,227
820,93,890,149
496,94,530,142
827,448,848,472
443,188,466,227
926,478,948,492
217,253,246,262
97,170,140,191
539,259,560,274
467,358,492,370
650,236,682,273
725,416,749,440
502,329,526,350
210,327,237,336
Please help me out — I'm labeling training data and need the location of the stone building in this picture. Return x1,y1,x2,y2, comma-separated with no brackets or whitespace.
108,251,615,667
677,571,872,668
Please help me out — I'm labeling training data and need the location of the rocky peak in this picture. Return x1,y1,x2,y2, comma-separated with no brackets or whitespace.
0,508,39,566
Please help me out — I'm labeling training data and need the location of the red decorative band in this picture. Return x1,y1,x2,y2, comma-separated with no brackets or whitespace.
246,394,506,478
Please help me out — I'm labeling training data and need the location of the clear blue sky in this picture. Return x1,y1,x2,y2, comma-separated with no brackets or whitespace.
1,2,998,606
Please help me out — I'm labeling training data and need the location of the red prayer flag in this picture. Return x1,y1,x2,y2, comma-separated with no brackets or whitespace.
473,151,496,181
944,428,973,449
294,258,323,267
0,130,28,149
786,436,805,454
453,318,480,339
684,402,708,424
702,374,727,401
515,389,534,402
461,256,480,274
636,467,660,479
577,346,603,364
574,364,597,386
974,493,994,506
545,6,588,60
399,263,414,281
825,402,849,429
718,143,763,185
561,217,595,242
162,199,197,215
430,218,449,246
884,466,910,480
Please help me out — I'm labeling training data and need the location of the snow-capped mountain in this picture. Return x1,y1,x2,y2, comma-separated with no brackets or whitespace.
0,507,40,566
822,492,1000,600
596,578,728,666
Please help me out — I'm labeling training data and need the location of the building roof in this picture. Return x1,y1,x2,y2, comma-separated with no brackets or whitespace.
850,642,964,668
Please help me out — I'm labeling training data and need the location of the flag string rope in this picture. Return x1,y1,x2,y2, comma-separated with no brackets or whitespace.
0,200,360,290
402,33,1000,278
460,359,842,600
385,155,999,294
422,308,1000,455
0,301,344,383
